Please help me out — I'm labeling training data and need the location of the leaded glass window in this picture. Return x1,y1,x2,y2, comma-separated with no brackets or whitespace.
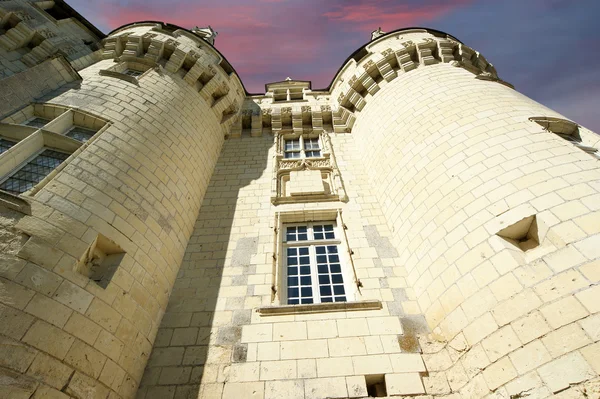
24,117,50,129
283,222,348,305
0,149,69,194
66,126,96,142
0,138,16,155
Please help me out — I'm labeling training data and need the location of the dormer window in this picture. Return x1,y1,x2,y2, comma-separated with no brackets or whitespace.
266,79,310,103
284,136,321,159
123,69,143,78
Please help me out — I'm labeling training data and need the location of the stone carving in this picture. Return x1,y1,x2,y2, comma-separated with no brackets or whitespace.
281,107,292,115
371,27,386,41
363,60,375,70
37,29,57,39
301,106,311,113
15,11,33,21
278,158,332,171
192,26,218,45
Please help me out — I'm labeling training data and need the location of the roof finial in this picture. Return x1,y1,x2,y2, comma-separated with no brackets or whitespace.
285,77,292,81
371,27,386,41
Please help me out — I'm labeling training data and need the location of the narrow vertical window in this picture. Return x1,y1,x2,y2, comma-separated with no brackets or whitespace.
303,137,321,158
284,138,301,159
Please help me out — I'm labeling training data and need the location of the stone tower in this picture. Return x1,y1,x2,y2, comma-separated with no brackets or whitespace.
0,1,599,399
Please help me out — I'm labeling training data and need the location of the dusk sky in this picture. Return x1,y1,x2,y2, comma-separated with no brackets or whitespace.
69,0,600,132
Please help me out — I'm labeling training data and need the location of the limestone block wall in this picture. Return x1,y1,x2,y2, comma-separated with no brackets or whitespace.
0,23,245,398
339,32,600,397
137,126,436,399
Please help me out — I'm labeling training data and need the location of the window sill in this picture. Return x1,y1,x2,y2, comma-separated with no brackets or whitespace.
99,69,140,85
257,300,382,316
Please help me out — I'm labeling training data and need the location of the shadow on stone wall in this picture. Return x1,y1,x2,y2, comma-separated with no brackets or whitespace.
137,133,272,398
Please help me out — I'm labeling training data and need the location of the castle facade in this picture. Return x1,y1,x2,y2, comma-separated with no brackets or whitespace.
0,1,599,398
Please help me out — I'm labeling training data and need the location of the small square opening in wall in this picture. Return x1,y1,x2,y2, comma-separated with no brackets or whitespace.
365,374,387,397
76,234,125,289
496,215,539,251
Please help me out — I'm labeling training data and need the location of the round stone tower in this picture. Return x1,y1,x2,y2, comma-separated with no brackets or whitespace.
329,28,600,397
0,13,598,399
0,21,244,398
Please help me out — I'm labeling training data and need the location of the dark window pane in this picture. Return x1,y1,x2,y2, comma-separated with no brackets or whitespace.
318,275,330,284
334,296,347,302
316,255,327,264
320,286,332,296
301,287,312,297
317,265,328,274
333,285,345,295
288,277,298,286
288,299,299,305
327,246,338,253
299,247,309,255
0,138,16,155
66,127,96,142
287,258,297,266
288,267,298,276
24,117,49,128
316,246,326,254
300,276,311,285
313,232,324,240
288,288,299,297
325,232,335,239
331,274,343,283
298,233,308,241
300,266,311,275
329,255,340,263
299,256,310,265
301,297,313,304
321,297,333,303
330,264,341,273
287,248,297,255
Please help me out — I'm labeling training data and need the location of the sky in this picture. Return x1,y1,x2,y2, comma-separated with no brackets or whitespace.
69,0,600,132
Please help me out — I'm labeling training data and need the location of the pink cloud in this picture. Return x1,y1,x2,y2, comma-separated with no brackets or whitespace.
323,0,472,32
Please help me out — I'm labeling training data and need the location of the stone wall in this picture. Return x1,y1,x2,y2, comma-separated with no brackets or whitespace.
0,15,598,399
137,129,432,399
342,32,600,398
0,23,245,398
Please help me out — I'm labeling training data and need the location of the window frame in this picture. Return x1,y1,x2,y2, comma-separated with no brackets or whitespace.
283,135,322,159
0,147,70,195
280,221,354,305
122,68,143,78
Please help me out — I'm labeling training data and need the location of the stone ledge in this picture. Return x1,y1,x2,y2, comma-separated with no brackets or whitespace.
98,69,139,85
257,300,382,316
0,190,31,214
